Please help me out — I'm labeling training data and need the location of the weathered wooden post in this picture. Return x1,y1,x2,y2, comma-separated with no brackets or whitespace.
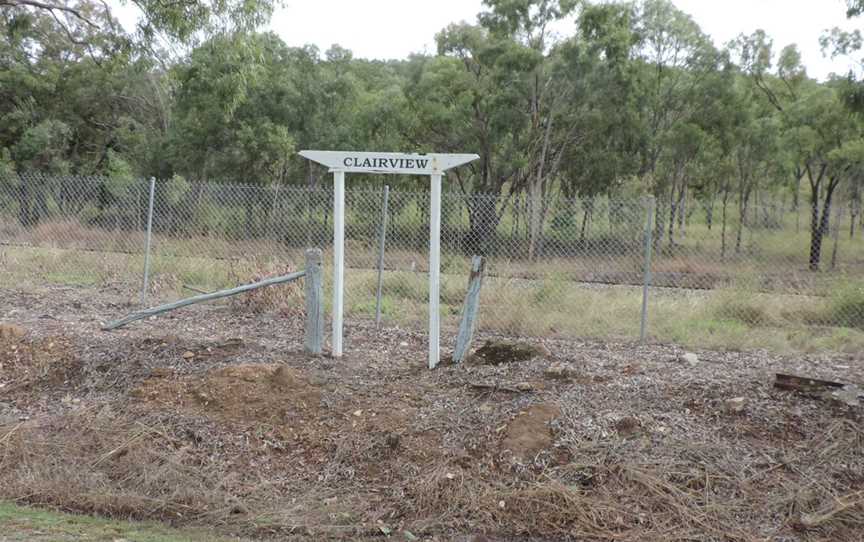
305,248,324,355
453,255,485,364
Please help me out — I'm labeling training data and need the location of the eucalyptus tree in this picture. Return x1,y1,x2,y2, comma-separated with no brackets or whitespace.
408,0,641,256
555,1,642,243
168,31,296,185
0,1,168,224
733,30,863,269
0,0,279,48
788,85,861,269
629,0,720,244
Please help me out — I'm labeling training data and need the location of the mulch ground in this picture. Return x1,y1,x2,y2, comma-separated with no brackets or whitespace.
1,283,862,541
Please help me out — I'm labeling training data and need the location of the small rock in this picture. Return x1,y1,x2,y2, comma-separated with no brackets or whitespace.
182,351,195,359
724,397,747,413
831,385,863,407
353,409,363,417
680,352,699,365
544,362,576,380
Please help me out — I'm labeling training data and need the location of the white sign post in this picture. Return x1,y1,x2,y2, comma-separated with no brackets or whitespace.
299,151,479,368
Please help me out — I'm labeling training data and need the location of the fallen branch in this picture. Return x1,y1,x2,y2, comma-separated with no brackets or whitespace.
102,270,306,330
774,373,862,407
774,373,844,393
469,382,534,393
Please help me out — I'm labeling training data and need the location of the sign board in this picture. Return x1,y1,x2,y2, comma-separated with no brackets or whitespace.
299,149,479,369
299,150,479,175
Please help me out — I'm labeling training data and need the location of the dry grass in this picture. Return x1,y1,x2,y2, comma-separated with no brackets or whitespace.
0,409,247,523
3,404,861,541
226,259,304,315
3,235,864,354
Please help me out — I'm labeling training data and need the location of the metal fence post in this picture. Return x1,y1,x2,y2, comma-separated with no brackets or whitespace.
374,184,390,328
640,196,655,342
140,177,156,305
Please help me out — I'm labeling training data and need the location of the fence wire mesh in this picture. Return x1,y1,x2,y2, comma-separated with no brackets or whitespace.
1,172,862,353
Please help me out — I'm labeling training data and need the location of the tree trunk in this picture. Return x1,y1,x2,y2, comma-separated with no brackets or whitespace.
831,206,841,270
809,178,839,271
667,185,677,248
705,198,714,230
465,195,501,256
528,181,543,260
652,196,665,251
244,190,255,239
721,184,729,259
735,192,750,255
17,174,33,227
579,197,594,247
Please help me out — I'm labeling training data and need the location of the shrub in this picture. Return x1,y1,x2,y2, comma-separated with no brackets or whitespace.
711,293,774,326
825,281,864,329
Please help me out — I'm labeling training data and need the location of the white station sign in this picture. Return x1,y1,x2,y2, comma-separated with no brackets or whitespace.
299,149,479,369
299,150,479,175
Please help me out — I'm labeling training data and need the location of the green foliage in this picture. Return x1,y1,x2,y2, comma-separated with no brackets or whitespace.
10,120,71,174
1,0,864,271
105,150,136,197
0,148,15,180
164,174,191,206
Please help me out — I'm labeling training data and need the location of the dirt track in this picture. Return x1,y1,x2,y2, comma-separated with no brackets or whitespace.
1,283,863,541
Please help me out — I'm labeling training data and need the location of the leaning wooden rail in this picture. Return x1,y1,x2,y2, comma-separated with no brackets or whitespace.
102,249,326,356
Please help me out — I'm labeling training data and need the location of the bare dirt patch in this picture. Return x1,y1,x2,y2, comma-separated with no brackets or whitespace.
501,403,560,462
0,325,79,396
133,364,322,424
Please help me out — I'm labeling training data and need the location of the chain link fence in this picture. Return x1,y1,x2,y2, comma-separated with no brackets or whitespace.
1,172,863,353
